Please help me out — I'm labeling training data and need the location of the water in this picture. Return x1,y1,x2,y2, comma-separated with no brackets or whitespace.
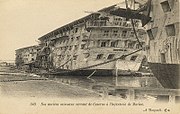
48,75,115,89
45,75,162,91
0,66,163,99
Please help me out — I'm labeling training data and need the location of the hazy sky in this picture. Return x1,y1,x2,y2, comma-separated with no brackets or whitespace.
0,0,122,61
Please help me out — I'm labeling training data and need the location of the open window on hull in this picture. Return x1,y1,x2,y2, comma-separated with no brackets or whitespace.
107,54,115,59
147,27,158,40
165,24,175,36
160,0,171,13
161,53,166,63
130,55,138,61
96,54,103,60
101,41,107,47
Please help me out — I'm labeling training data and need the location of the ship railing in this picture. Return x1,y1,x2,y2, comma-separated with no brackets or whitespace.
86,20,133,28
89,33,138,39
89,34,145,42
90,33,120,38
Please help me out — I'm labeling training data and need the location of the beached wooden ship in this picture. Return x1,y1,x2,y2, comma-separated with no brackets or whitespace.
35,5,147,76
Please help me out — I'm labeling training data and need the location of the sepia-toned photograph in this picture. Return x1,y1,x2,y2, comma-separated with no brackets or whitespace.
0,0,179,114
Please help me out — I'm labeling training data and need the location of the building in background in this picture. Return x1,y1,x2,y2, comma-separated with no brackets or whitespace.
15,45,41,71
145,0,180,89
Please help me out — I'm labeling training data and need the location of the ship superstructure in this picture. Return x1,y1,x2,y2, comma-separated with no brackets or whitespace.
15,45,40,71
36,5,147,76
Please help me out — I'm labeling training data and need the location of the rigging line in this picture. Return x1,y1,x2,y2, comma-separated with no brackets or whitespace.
41,48,143,75
129,0,135,9
133,0,135,9
131,19,143,48
87,69,96,79
124,0,143,48
125,0,129,9
123,0,142,71
58,58,72,68
72,48,142,70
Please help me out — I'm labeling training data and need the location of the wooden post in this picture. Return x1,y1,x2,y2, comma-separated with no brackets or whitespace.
169,95,175,103
128,89,135,100
115,60,118,86
103,87,108,99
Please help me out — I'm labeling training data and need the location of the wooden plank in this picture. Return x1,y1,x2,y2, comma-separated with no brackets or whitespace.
115,86,180,96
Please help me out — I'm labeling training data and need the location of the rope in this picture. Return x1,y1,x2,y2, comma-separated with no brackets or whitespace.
87,69,96,79
125,0,129,8
42,48,143,75
58,58,72,68
78,49,142,70
131,19,143,48
125,0,143,48
41,0,144,75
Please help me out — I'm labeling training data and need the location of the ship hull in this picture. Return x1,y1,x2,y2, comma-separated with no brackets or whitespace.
47,58,145,77
50,69,113,76
148,62,180,89
48,68,143,77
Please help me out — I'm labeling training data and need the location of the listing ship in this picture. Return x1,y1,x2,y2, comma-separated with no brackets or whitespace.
36,5,147,76
109,0,180,89
15,45,41,72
